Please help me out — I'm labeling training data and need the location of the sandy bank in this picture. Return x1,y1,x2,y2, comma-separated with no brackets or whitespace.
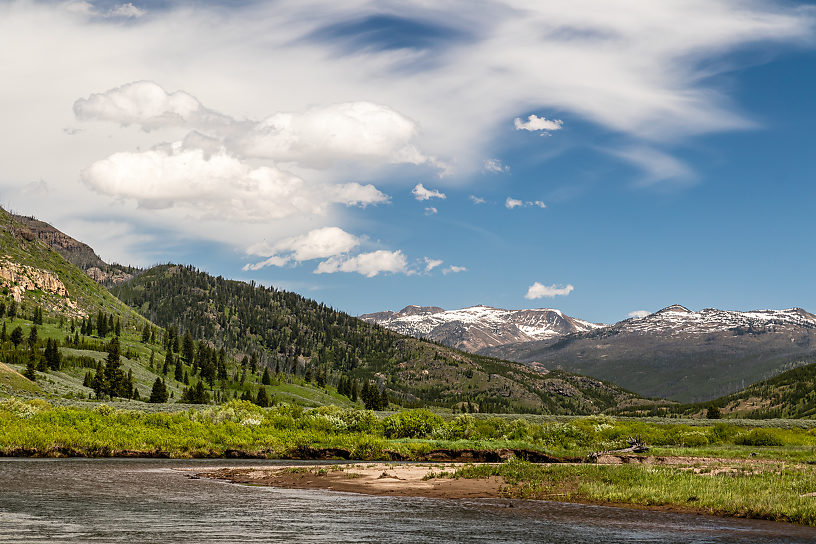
197,463,504,499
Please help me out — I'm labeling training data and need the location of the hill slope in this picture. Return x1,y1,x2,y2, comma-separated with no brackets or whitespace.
482,305,816,403
111,265,646,414
0,209,146,324
360,304,603,351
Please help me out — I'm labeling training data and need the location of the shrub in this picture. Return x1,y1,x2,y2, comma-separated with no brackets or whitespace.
381,409,444,439
735,428,784,447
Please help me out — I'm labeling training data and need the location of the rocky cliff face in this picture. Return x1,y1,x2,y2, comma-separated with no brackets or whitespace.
11,214,135,285
0,256,84,316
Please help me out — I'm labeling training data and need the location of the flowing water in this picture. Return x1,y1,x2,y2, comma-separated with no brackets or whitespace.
1,458,814,543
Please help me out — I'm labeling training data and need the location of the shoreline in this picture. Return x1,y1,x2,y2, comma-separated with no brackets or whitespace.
196,459,815,526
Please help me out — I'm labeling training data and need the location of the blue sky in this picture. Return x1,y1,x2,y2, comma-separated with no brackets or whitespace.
0,0,814,324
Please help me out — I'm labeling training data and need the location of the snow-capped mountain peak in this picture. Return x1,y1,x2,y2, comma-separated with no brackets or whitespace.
360,304,605,351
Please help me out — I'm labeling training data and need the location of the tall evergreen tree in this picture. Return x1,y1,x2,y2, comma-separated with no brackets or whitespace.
0,322,6,343
174,359,184,382
97,311,108,337
182,331,195,364
44,338,61,370
261,367,271,385
149,377,168,403
103,337,125,398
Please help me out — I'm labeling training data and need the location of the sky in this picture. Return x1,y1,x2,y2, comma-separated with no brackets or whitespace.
1,0,814,324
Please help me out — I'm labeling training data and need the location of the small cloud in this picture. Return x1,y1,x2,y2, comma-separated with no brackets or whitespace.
483,158,509,173
514,114,563,132
506,197,546,209
443,265,467,275
505,197,523,209
424,257,443,272
424,207,438,215
469,195,486,205
628,310,650,319
412,183,446,201
315,249,409,278
525,282,574,299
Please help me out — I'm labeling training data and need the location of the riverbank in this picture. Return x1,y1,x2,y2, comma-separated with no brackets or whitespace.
199,457,816,526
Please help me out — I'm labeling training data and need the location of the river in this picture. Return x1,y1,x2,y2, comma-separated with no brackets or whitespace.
1,459,814,543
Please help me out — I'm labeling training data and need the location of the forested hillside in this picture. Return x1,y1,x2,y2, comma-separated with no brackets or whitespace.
111,265,647,414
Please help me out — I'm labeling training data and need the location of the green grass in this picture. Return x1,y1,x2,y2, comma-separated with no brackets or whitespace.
452,458,816,525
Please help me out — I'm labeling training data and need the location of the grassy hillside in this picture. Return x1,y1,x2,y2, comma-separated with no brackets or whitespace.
0,209,146,325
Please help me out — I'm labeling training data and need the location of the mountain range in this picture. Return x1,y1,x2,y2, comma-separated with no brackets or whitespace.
364,303,816,403
360,305,603,352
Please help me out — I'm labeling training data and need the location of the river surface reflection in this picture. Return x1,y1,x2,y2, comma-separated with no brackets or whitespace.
1,458,814,543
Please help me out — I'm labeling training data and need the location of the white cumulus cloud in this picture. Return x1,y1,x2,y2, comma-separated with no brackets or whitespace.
424,207,438,215
73,81,230,131
315,250,409,277
514,115,563,132
238,102,429,168
243,227,361,271
81,143,389,221
412,183,446,201
525,282,574,299
628,310,651,319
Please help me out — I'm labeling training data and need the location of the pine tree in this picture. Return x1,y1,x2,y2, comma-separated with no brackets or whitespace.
351,379,359,402
8,300,16,320
0,322,6,343
114,319,121,337
255,386,270,407
44,338,61,370
181,381,209,404
97,311,108,337
380,388,389,410
103,337,125,398
175,359,184,382
149,377,169,403
27,325,38,351
182,331,195,364
23,361,36,381
261,367,271,385
141,324,151,343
